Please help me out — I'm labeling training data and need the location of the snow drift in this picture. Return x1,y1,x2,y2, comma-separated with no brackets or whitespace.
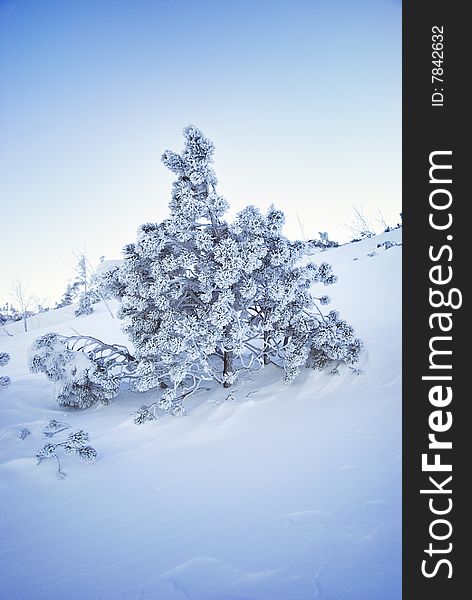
0,229,401,600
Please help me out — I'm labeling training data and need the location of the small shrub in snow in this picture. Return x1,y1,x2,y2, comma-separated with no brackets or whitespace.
350,367,365,376
0,351,10,389
29,333,122,408
308,232,339,250
18,428,31,440
377,240,399,250
133,404,158,425
36,429,97,478
0,375,10,389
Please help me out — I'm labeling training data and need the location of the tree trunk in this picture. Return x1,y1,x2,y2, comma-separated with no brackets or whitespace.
22,313,28,333
223,350,233,388
99,292,115,319
263,331,270,365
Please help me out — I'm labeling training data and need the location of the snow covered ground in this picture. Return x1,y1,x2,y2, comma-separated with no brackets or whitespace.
0,229,401,600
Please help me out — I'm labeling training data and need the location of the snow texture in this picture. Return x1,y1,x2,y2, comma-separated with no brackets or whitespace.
0,229,401,599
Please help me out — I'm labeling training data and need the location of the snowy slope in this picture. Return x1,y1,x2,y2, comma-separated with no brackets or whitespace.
0,229,401,600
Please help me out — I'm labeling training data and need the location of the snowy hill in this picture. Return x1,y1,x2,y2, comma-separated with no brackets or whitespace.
0,229,401,600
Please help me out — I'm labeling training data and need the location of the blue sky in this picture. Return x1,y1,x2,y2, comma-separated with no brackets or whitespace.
0,0,401,307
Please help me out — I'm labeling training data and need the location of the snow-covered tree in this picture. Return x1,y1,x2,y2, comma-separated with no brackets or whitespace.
75,253,89,293
115,126,362,412
72,252,102,315
11,277,31,332
56,281,80,309
30,127,362,416
75,292,93,317
56,253,99,313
